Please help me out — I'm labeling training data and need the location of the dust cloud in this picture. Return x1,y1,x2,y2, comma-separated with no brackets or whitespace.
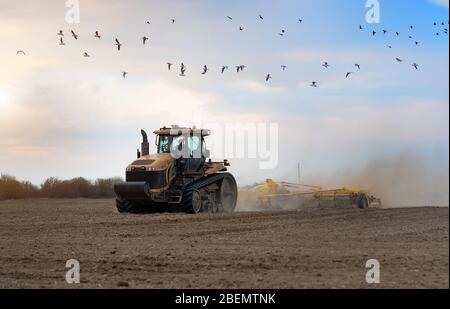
329,152,449,208
237,152,449,211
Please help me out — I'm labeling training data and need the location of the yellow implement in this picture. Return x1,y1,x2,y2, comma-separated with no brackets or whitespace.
241,179,381,210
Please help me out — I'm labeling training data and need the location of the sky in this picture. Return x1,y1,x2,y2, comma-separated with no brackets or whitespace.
0,0,448,203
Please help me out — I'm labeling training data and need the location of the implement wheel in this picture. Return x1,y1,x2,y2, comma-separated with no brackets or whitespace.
356,193,369,209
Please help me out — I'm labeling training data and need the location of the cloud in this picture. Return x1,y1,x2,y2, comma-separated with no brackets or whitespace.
199,97,449,187
0,73,219,139
430,0,449,7
232,80,287,94
285,46,397,66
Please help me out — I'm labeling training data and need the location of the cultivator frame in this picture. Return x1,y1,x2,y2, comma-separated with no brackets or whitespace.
244,180,381,210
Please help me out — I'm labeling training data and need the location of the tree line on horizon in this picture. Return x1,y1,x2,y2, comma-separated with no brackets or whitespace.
0,174,123,200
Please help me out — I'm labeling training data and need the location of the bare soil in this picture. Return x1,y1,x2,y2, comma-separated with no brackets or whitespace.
0,199,448,289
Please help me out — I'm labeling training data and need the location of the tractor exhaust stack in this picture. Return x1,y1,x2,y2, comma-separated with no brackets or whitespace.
141,129,150,157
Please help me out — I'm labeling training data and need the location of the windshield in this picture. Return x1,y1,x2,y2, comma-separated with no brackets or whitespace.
158,135,202,158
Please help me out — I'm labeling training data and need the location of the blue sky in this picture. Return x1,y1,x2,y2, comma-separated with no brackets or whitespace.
0,0,448,205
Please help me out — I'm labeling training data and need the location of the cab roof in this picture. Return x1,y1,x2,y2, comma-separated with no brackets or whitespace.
154,126,211,137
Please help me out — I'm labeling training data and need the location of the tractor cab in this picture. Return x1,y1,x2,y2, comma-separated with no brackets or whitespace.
154,126,211,175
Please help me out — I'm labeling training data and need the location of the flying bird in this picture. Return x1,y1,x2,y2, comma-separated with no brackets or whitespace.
227,16,233,20
221,66,229,74
167,62,173,71
345,72,353,78
239,26,244,31
84,52,90,57
236,65,246,73
71,30,78,40
59,37,66,46
355,63,361,70
95,31,101,39
412,63,419,70
396,32,400,36
142,36,149,45
259,15,264,20
322,62,330,68
57,30,64,36
281,65,287,71
359,25,363,30
410,25,414,29
171,19,175,24
122,71,128,79
16,50,26,56
395,57,403,62
310,81,318,88
383,29,387,34
372,30,376,36
265,74,272,82
115,38,122,51
202,65,209,75
298,19,303,23
180,63,187,76
146,20,150,24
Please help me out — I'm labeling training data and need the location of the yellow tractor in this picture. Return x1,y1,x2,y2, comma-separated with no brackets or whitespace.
114,126,238,214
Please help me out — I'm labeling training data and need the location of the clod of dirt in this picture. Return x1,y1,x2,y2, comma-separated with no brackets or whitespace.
117,281,129,287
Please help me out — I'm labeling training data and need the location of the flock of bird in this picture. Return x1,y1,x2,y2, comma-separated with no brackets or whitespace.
45,15,310,84
15,15,449,88
359,20,448,72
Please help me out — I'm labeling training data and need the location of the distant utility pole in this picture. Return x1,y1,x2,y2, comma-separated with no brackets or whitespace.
297,162,301,185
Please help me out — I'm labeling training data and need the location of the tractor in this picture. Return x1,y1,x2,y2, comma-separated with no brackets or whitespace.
114,126,238,214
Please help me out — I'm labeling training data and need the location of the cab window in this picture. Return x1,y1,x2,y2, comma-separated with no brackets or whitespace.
158,136,171,153
188,136,200,156
158,135,202,158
